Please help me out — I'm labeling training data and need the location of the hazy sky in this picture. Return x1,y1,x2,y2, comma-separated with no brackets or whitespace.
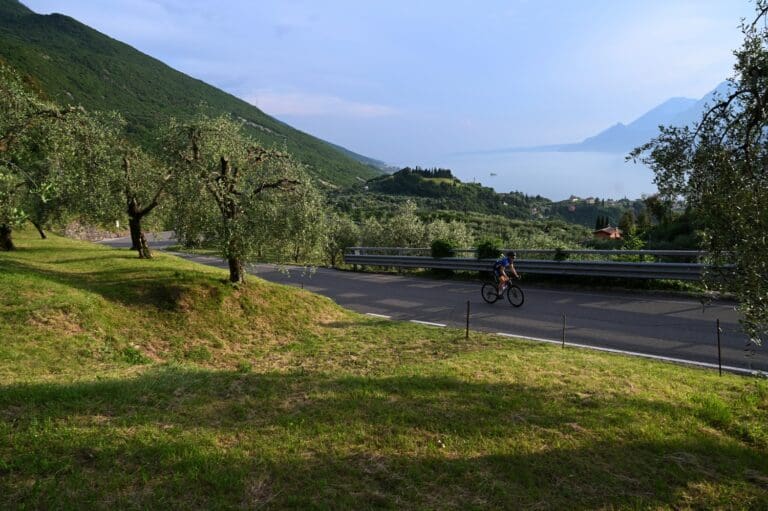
23,1,753,172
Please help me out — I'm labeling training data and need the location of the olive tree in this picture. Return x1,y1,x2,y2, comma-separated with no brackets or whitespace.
380,200,426,247
164,114,321,283
120,147,175,259
43,111,175,259
325,212,360,267
630,1,768,344
0,64,87,249
425,218,474,248
359,216,385,247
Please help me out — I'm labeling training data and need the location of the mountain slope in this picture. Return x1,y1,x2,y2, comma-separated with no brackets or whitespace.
562,93,709,153
481,84,728,155
0,0,383,186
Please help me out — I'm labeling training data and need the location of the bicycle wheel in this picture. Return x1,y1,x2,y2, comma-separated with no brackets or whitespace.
481,283,499,303
506,285,524,307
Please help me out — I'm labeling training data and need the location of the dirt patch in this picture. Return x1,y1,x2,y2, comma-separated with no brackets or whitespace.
27,309,84,335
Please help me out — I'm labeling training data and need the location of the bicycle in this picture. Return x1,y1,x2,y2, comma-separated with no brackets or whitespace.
481,276,524,307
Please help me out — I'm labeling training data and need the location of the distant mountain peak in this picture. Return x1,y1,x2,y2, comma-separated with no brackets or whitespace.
483,86,723,155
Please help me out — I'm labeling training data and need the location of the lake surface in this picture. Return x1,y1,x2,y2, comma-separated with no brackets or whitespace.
433,151,657,201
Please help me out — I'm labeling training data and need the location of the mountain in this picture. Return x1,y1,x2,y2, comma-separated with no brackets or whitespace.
0,0,384,187
569,97,697,152
480,83,729,155
325,142,398,173
669,81,732,128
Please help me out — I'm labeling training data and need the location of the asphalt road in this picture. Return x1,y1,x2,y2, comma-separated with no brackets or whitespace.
101,235,767,374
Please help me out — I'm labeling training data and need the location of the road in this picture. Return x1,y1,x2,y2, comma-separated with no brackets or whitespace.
101,235,767,374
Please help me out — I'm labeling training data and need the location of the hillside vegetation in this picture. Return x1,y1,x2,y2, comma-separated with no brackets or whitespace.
363,167,549,219
0,0,382,187
1,230,767,509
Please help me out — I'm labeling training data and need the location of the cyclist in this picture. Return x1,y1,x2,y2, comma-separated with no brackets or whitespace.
493,250,520,295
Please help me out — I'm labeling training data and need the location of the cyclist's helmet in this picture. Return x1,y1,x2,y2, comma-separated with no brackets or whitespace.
506,250,516,259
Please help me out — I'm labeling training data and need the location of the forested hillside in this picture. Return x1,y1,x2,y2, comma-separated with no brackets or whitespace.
362,167,550,219
0,0,382,187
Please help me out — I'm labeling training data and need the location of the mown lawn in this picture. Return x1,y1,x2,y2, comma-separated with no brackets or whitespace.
1,230,767,509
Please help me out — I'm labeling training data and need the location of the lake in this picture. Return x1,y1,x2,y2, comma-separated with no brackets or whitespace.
433,151,657,201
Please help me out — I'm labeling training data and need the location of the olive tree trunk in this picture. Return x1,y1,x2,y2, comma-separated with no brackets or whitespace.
31,221,46,239
128,215,152,259
0,224,14,251
228,257,245,283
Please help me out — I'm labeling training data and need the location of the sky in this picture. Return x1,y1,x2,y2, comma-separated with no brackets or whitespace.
22,0,755,198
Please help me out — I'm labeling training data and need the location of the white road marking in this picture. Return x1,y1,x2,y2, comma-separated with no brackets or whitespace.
494,332,764,376
411,320,447,327
365,313,391,319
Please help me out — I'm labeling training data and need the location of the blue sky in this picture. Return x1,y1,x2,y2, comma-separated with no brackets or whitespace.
22,1,754,197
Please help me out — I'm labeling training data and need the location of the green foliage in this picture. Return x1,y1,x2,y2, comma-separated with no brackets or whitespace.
621,232,645,251
618,210,636,236
0,64,53,236
553,247,569,261
0,63,104,246
430,239,455,258
594,214,612,230
643,209,703,250
373,200,426,248
476,238,502,260
547,199,641,228
355,202,475,253
325,212,360,267
119,346,150,365
643,195,673,225
632,2,768,342
363,167,548,219
0,2,382,187
637,208,652,232
163,112,323,281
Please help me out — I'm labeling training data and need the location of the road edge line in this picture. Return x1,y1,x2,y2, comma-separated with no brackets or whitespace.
494,332,765,377
411,320,447,327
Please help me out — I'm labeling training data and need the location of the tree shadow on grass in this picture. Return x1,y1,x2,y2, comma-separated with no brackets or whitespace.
0,258,222,312
1,368,766,509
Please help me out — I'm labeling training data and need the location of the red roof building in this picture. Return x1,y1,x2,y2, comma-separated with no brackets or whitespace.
593,226,622,239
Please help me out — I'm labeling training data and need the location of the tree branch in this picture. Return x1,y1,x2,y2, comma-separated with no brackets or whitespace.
749,1,768,30
693,88,754,141
0,106,80,154
253,178,300,195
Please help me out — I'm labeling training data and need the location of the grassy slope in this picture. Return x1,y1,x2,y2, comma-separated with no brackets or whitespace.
1,230,767,509
0,0,382,187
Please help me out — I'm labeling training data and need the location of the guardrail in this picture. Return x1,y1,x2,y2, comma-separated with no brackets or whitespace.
346,247,705,259
343,247,717,281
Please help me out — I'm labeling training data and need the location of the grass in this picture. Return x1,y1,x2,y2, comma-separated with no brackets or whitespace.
1,229,767,509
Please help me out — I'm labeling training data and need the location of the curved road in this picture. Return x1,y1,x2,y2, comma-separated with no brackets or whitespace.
101,235,767,374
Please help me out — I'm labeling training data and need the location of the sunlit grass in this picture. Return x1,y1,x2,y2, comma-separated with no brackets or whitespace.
1,229,766,509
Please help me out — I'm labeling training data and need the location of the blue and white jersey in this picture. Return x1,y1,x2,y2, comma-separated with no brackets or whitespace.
493,256,511,270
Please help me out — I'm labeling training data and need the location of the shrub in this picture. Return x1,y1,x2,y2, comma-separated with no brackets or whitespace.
431,239,455,258
476,238,502,260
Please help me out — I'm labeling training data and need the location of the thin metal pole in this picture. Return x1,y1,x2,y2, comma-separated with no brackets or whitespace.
562,313,566,348
717,318,722,376
466,300,470,340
